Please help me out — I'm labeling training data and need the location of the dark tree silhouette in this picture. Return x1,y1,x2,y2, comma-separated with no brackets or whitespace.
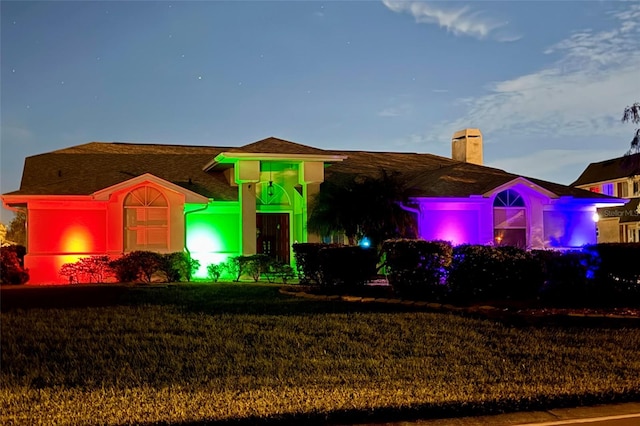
623,102,639,155
308,169,416,248
6,211,26,246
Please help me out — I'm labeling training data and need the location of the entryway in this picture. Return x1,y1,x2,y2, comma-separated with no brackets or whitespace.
256,213,290,264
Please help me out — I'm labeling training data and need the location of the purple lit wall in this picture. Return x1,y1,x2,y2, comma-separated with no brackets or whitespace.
419,208,481,245
543,209,596,248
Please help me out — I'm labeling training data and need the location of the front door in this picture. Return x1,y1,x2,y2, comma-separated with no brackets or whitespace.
256,213,290,264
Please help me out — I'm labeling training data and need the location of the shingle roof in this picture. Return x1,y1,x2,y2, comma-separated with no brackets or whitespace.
572,153,640,187
229,137,333,156
5,138,612,201
9,149,237,201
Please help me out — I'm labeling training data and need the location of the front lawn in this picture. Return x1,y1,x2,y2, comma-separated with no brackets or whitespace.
2,283,640,425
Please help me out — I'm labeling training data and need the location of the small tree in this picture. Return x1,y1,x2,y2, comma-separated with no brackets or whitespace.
6,212,26,247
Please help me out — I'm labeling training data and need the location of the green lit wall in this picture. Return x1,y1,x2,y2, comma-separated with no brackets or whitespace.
185,202,241,279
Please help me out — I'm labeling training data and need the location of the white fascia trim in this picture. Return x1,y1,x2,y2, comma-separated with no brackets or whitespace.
482,177,558,199
204,152,347,170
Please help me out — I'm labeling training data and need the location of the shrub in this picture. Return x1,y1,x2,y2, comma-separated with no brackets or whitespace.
263,261,296,284
59,256,113,284
158,253,183,283
207,263,224,282
317,245,377,290
0,245,29,285
583,243,640,305
277,264,296,284
156,252,200,283
109,251,162,283
179,254,200,282
382,239,452,301
243,254,272,282
532,250,592,306
293,243,340,285
448,245,541,303
225,256,243,282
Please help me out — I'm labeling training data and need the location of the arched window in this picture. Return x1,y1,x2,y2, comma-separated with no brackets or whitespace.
493,189,526,248
124,186,168,251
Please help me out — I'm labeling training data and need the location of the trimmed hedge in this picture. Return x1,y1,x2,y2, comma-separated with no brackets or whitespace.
293,243,338,285
583,243,640,305
382,239,452,301
317,246,377,290
447,245,541,303
293,243,377,290
382,241,638,306
532,250,592,306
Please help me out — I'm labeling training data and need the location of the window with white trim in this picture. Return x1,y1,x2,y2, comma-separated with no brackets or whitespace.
124,186,169,251
493,189,526,249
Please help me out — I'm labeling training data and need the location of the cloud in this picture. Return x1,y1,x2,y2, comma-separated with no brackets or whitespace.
378,103,412,117
426,2,640,146
382,0,520,41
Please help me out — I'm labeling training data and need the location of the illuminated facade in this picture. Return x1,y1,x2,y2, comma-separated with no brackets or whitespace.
572,153,640,243
2,133,622,284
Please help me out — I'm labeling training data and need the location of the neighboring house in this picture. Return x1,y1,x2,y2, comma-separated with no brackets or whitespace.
572,153,640,243
2,130,622,284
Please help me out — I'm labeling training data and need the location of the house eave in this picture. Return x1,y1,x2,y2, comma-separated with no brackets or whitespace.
203,152,347,171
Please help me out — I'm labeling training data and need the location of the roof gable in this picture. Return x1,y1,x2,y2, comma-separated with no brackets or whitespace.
572,153,640,186
93,173,209,203
233,137,333,156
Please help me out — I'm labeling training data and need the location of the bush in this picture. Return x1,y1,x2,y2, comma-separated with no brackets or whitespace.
0,245,29,285
109,251,162,283
264,261,296,284
157,252,200,283
448,245,541,303
382,239,452,301
532,250,592,306
293,243,340,285
207,263,225,282
243,254,272,282
317,246,377,290
582,243,640,305
59,256,112,284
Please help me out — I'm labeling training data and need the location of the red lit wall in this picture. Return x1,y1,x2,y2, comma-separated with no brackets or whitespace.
29,207,107,254
24,202,108,284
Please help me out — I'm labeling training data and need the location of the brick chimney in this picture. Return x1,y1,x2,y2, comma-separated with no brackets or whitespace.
451,128,483,165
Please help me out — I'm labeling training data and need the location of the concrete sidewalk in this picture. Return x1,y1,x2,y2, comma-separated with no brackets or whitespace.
353,402,640,426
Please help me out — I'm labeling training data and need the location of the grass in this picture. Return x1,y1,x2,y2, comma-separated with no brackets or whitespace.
2,283,640,425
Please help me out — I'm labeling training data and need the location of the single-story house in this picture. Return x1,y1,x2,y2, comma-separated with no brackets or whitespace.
572,153,640,243
2,129,623,284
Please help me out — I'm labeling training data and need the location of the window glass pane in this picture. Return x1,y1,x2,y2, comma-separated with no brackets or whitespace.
146,228,167,248
602,183,614,196
494,189,524,207
494,208,526,228
147,208,167,225
494,229,526,249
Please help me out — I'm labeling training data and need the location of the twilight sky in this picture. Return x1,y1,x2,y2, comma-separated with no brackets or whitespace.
1,0,639,221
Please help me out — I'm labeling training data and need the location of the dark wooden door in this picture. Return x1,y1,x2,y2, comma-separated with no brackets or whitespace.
256,213,290,264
